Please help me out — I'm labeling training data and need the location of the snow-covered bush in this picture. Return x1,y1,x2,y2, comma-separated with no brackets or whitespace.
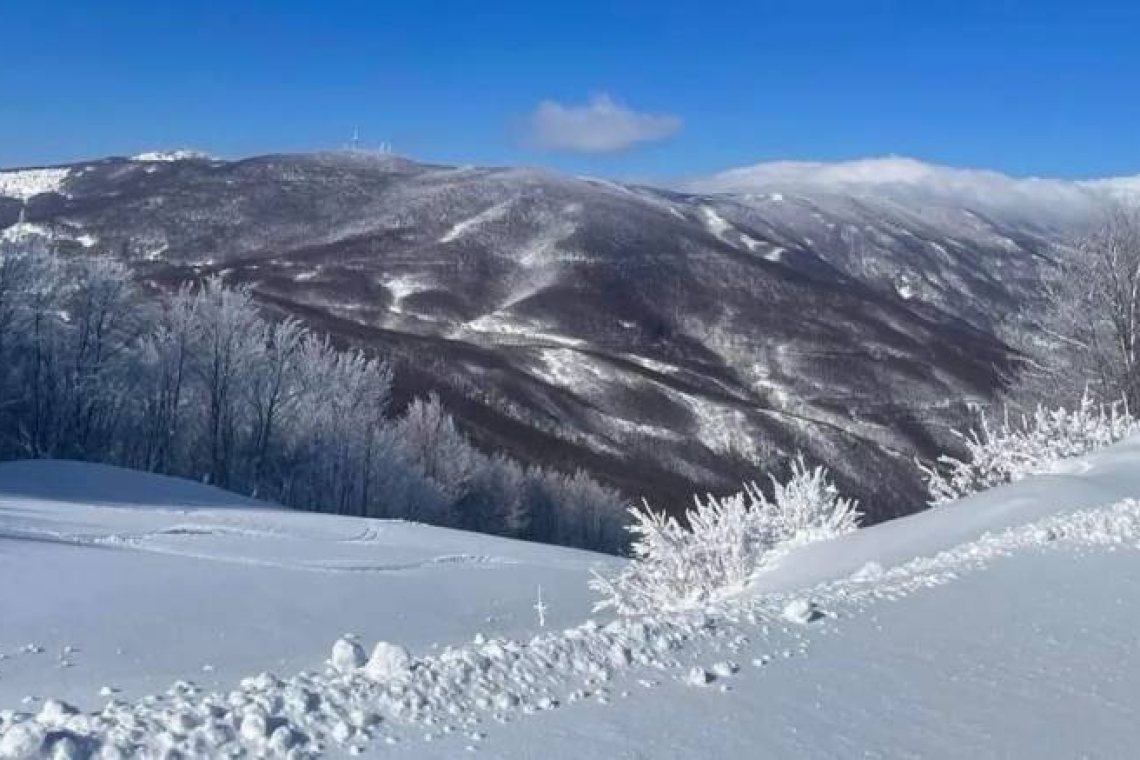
919,391,1139,506
761,458,863,545
591,456,861,615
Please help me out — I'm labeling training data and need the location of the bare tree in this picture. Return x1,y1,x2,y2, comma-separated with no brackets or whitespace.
1010,205,1140,409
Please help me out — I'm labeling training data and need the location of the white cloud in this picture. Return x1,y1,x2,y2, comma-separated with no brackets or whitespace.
527,94,681,154
682,156,1122,227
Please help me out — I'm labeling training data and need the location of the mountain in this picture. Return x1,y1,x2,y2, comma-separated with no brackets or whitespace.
0,153,1129,519
3,437,1140,757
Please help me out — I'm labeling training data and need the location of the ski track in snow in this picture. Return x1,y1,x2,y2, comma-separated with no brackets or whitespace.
0,522,517,577
3,497,1140,758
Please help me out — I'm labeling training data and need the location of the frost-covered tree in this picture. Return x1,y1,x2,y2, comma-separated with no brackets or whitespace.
1010,206,1140,408
393,394,482,507
592,456,860,614
245,317,305,489
58,255,137,456
132,285,199,474
284,334,395,516
0,249,136,458
191,279,263,488
0,243,630,552
526,468,628,553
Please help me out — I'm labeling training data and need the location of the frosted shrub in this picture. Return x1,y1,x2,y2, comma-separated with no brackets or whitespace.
592,456,861,615
762,457,863,545
919,391,1139,506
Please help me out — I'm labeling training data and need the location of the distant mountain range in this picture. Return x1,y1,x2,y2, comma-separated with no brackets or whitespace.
1,152,1133,520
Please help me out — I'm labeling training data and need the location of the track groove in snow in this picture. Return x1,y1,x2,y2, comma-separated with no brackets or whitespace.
4,496,1139,757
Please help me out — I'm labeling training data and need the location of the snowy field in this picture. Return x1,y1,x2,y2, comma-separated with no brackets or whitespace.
4,442,1140,757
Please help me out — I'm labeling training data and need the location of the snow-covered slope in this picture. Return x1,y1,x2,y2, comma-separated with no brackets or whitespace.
4,444,1140,757
0,153,1043,520
0,168,70,201
0,461,610,713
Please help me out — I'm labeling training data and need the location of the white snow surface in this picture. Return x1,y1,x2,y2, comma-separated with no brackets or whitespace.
5,438,1140,757
0,168,70,200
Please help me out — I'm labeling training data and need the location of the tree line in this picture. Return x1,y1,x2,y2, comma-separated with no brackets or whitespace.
0,239,628,552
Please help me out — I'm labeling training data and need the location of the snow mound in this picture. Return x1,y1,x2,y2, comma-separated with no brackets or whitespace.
685,667,713,687
0,722,42,759
781,598,819,625
0,167,70,200
365,642,413,682
331,637,367,674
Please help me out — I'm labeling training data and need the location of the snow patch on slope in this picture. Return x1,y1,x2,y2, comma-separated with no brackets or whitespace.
460,313,586,348
0,168,70,200
700,205,733,241
1,221,96,249
132,150,214,162
440,200,512,243
383,274,435,313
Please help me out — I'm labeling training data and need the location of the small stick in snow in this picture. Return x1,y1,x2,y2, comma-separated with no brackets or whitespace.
534,585,548,628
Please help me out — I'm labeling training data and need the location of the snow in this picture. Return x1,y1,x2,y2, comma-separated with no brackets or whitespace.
382,274,434,313
0,460,608,713
131,150,214,162
534,347,615,389
0,222,53,244
5,438,1140,756
680,393,763,460
699,204,733,240
363,643,412,682
780,598,817,624
439,200,512,243
459,313,587,348
0,168,70,200
331,638,368,674
0,221,98,250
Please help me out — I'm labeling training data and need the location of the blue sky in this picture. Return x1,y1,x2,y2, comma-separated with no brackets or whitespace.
1,0,1138,179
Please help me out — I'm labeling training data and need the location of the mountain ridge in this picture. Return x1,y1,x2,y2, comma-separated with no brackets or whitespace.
0,152,1117,520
